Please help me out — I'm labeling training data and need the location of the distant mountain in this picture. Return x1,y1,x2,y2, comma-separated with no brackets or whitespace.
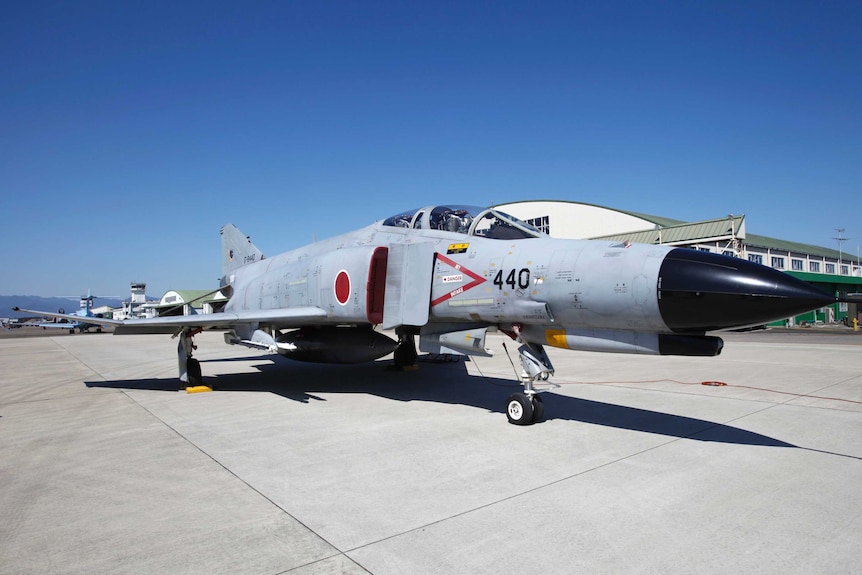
1,296,125,319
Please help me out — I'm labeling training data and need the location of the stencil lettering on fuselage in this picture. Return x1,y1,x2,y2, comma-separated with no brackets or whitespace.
431,253,486,307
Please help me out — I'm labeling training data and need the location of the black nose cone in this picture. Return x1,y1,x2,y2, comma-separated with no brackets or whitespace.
658,248,834,333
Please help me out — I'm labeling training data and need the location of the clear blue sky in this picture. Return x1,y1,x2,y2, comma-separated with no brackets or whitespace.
2,1,860,297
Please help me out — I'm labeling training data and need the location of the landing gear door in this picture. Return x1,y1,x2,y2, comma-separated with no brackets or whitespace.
382,242,436,329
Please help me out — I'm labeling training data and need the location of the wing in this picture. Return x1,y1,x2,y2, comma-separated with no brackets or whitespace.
12,306,328,335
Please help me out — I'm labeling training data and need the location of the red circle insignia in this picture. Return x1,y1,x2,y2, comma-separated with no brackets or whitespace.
335,270,351,305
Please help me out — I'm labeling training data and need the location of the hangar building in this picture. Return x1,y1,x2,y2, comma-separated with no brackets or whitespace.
498,200,862,326
153,289,226,316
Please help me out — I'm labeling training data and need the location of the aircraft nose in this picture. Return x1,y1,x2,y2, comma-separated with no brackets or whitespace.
658,248,834,333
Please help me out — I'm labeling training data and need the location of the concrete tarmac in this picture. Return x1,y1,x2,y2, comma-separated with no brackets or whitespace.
1,329,860,574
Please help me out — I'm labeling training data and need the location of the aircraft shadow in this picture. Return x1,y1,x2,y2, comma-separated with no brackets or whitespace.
85,354,797,449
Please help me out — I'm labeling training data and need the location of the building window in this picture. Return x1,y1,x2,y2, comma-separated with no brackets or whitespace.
748,254,763,265
810,261,821,273
841,265,849,275
826,263,836,274
698,247,711,252
771,257,785,269
791,259,803,271
525,215,550,234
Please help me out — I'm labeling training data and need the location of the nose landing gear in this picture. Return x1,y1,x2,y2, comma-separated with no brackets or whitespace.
505,325,556,425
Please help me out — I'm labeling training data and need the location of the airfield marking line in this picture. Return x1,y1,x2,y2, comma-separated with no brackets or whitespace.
104,386,371,575
695,400,862,461
33,337,372,574
0,391,116,408
44,336,108,382
557,379,862,408
0,336,117,408
273,555,374,575
343,391,861,557
340,430,710,556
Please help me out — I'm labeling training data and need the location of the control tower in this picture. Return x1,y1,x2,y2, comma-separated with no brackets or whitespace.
130,282,147,304
121,282,152,319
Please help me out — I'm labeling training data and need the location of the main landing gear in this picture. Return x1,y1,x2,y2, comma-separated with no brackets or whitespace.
176,327,204,390
505,326,556,426
391,326,419,371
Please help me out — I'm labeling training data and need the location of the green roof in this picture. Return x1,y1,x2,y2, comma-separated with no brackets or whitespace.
612,210,685,229
617,208,845,259
787,271,862,286
744,233,844,260
592,215,744,245
502,199,849,260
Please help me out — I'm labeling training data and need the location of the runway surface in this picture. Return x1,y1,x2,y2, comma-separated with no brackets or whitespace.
1,329,861,574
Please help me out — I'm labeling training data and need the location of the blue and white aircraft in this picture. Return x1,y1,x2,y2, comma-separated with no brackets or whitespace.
15,204,835,424
34,291,112,334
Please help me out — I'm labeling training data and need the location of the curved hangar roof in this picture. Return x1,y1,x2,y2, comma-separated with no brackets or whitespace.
496,199,686,240
497,199,846,262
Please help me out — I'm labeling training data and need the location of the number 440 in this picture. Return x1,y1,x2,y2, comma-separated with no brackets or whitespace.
493,268,531,290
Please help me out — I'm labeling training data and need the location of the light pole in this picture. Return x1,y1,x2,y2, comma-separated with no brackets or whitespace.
833,228,847,273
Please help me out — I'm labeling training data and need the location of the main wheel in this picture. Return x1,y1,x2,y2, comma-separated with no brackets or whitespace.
506,393,534,425
187,357,203,387
393,329,418,367
531,394,545,423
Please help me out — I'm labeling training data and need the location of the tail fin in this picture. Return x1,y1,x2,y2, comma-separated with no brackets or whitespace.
221,224,264,281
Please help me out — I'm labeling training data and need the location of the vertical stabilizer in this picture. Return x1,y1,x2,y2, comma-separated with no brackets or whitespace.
221,224,264,280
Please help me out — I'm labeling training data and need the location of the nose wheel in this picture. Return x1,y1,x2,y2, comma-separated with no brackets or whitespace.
506,393,544,425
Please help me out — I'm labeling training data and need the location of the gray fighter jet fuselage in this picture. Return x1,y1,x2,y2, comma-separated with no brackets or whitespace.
15,204,833,425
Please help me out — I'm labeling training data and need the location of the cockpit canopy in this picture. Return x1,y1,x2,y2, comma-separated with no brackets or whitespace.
382,205,544,240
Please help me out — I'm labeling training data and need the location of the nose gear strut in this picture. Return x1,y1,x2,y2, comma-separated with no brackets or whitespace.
504,324,558,425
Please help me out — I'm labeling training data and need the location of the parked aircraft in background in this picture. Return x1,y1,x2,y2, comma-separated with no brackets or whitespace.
1,318,22,330
33,291,115,334
15,204,834,424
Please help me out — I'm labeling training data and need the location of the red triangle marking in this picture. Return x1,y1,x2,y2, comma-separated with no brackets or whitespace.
431,253,487,307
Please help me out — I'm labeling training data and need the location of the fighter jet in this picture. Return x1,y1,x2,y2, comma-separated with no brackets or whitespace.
14,204,834,425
